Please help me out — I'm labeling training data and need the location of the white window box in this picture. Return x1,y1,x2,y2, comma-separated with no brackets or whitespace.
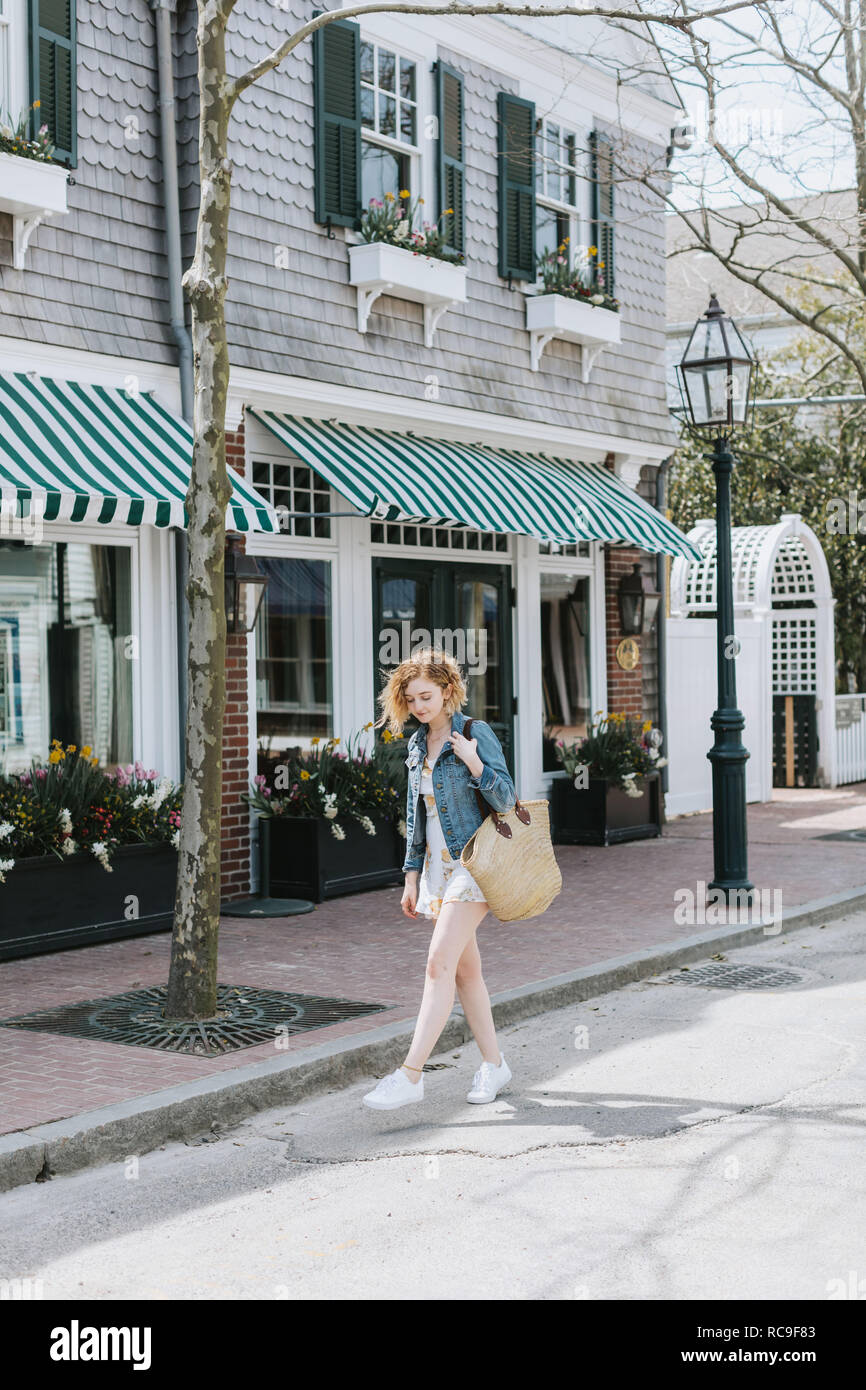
348,241,467,347
526,292,621,377
0,152,69,269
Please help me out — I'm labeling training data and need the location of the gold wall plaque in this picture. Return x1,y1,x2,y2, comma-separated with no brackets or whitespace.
615,637,640,670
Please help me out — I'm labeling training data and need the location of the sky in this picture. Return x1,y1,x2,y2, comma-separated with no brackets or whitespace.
661,0,856,210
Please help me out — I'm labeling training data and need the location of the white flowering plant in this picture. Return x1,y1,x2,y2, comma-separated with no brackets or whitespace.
554,713,666,796
536,240,619,313
0,101,56,162
0,743,182,880
243,724,408,839
358,192,463,264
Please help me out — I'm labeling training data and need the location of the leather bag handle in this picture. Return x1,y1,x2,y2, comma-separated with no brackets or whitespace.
462,719,530,838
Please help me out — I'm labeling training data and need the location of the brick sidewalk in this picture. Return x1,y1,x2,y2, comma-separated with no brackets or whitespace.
2,784,865,1136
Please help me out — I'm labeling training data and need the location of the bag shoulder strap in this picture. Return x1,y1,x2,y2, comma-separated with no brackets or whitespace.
462,718,530,830
461,719,489,821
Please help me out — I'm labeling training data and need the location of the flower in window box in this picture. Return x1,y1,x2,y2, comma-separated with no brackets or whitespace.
90,842,113,872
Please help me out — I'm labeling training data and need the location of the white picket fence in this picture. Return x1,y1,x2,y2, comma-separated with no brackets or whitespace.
835,695,866,785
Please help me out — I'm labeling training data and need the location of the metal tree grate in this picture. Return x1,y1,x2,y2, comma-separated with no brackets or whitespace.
654,963,806,991
0,985,392,1055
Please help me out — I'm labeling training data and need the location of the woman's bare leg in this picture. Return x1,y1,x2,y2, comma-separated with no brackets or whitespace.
402,899,490,1080
454,930,501,1066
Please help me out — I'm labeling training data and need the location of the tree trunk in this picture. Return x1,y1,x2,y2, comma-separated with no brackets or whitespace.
165,0,234,1020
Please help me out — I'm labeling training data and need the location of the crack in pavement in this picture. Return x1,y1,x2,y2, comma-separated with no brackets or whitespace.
267,1028,860,1166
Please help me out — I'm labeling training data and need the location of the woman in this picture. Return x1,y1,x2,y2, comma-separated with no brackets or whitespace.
362,647,517,1112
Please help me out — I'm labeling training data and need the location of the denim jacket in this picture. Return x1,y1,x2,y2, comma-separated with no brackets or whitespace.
401,709,517,875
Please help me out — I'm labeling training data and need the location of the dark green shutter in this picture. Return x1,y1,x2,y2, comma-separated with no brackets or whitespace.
28,0,77,165
497,93,535,281
313,17,361,228
435,62,464,257
590,130,615,297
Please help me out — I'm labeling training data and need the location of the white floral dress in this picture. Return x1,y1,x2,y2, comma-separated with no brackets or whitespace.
415,753,487,920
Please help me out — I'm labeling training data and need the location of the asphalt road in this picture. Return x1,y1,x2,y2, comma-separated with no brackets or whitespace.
2,912,865,1300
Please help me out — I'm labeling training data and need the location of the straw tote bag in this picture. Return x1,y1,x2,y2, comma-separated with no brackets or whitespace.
458,718,562,922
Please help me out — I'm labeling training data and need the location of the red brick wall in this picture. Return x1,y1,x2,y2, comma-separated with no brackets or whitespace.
221,421,252,898
604,545,646,722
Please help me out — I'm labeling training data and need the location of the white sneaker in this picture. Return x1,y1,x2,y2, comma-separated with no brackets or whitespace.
466,1052,512,1103
362,1066,425,1110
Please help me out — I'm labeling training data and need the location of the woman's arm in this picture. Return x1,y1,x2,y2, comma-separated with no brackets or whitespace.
401,770,424,874
466,720,517,813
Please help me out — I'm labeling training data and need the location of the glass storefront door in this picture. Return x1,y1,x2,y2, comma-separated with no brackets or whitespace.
372,556,514,774
540,570,592,771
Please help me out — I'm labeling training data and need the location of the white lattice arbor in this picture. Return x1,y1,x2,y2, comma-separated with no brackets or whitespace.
665,513,837,813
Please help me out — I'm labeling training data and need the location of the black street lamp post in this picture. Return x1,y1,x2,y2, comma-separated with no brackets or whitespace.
676,294,757,901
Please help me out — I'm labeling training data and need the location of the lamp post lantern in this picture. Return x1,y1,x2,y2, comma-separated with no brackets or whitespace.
676,294,757,901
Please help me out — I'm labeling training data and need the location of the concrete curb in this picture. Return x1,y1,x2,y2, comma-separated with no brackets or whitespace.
2,881,865,1194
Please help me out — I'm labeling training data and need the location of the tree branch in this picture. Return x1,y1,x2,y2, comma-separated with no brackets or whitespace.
227,1,762,104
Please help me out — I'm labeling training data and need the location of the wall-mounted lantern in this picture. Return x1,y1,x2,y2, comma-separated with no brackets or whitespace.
225,533,269,634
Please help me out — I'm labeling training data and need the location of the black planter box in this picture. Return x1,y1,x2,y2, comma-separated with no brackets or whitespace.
551,771,663,846
0,842,179,961
259,813,404,902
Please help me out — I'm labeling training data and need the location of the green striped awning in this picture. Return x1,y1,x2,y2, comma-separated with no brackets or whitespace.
247,410,701,559
0,371,279,531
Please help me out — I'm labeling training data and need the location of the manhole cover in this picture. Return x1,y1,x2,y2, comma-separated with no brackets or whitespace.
0,985,392,1055
813,828,866,841
653,963,806,990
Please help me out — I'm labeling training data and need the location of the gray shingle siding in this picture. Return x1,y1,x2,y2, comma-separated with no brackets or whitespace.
2,0,675,450
0,0,178,365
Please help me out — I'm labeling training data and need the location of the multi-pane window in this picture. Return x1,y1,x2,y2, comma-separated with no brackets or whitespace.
254,557,334,760
0,541,134,774
535,121,582,269
360,40,419,206
370,521,509,552
539,540,591,558
0,0,15,123
250,456,332,540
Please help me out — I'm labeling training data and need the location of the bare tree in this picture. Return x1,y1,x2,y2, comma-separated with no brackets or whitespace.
641,1,866,389
166,0,758,1021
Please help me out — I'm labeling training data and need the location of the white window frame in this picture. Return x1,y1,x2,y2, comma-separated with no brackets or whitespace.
0,0,27,129
537,541,606,782
0,520,148,776
354,33,427,233
535,119,588,284
244,418,355,891
0,0,27,130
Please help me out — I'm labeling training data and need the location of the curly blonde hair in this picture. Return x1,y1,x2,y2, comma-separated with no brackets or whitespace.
375,647,468,736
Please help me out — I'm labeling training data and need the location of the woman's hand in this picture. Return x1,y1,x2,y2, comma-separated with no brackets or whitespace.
448,730,483,777
401,873,419,918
